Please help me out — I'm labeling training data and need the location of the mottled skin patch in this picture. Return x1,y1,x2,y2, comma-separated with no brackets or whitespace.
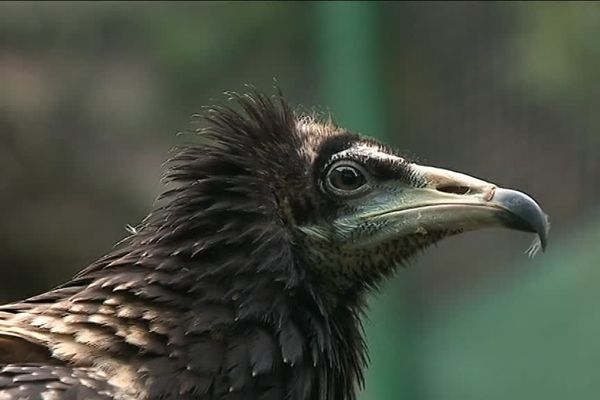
296,227,451,302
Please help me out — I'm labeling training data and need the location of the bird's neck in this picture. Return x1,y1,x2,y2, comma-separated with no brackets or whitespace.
10,167,372,400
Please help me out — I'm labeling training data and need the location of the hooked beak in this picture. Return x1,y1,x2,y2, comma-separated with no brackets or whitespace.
366,164,550,251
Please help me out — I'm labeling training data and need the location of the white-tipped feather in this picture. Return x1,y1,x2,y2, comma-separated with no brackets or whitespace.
525,236,543,258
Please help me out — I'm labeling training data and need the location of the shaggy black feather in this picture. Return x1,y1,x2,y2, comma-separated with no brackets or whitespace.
0,91,380,400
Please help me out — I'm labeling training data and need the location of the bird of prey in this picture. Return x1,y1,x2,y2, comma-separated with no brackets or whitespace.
0,90,549,400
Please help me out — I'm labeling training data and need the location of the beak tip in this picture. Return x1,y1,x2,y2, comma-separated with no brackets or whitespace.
492,188,550,252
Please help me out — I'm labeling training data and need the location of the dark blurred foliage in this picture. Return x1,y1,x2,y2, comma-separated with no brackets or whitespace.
1,2,599,400
0,2,318,298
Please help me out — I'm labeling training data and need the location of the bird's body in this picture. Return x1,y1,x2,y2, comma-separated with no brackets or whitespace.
0,91,548,400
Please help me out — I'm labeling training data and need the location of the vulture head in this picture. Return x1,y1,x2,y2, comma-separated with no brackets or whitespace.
151,90,548,304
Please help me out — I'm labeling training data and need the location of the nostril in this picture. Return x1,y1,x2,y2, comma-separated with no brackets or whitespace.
437,185,471,195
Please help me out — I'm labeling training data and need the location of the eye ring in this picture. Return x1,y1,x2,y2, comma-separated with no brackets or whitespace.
324,160,371,197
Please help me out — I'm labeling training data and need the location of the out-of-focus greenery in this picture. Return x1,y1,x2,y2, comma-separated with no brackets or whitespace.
1,2,599,400
420,213,600,400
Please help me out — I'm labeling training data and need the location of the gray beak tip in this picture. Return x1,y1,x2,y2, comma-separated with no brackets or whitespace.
492,188,550,252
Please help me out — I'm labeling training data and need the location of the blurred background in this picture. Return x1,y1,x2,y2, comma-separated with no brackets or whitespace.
1,2,599,399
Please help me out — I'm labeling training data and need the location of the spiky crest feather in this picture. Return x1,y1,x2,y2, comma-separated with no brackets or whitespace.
0,91,368,400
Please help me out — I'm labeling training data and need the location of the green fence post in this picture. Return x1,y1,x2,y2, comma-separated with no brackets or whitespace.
313,3,416,399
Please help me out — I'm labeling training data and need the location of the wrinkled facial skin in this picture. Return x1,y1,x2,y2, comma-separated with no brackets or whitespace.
330,181,432,245
294,135,548,300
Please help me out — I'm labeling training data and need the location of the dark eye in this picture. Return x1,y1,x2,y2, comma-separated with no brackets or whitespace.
326,162,369,195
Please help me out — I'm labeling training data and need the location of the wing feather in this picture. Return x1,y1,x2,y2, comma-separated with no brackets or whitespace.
0,364,114,400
